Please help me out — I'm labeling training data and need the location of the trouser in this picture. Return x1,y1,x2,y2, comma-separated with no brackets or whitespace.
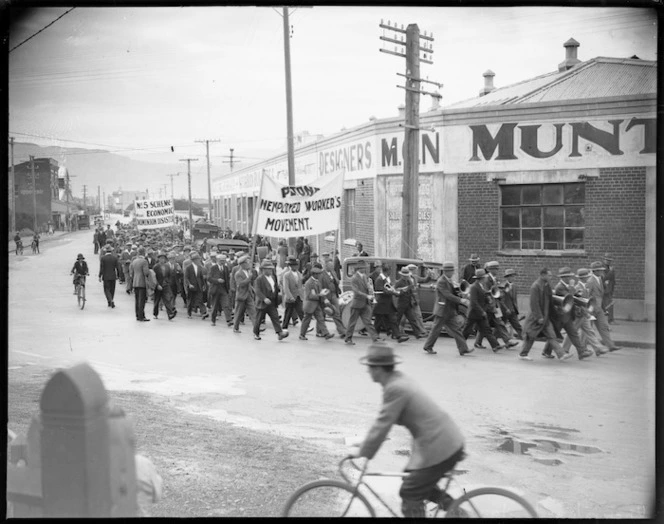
124,266,132,291
593,308,617,350
476,311,512,346
154,286,176,318
345,305,378,341
551,318,586,356
210,291,233,324
234,298,256,330
282,297,304,329
122,264,130,284
300,306,330,337
325,295,346,335
463,315,500,349
563,315,603,354
187,290,207,317
94,242,99,254
134,287,147,320
399,446,465,518
604,293,614,322
411,303,428,333
103,279,116,304
375,311,403,338
519,321,564,358
503,312,523,339
424,314,469,354
255,305,283,336
396,305,426,337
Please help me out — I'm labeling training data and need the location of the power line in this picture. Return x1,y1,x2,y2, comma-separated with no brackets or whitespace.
10,8,76,53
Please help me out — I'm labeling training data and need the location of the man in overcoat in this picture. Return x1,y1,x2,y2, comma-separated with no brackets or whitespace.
232,255,257,333
129,247,150,321
373,263,409,343
99,244,122,308
153,252,177,320
253,259,289,341
587,261,621,352
184,252,208,319
551,267,592,360
299,264,334,341
461,269,504,352
344,260,380,345
207,253,233,327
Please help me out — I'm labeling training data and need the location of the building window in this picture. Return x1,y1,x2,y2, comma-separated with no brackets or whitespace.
344,188,356,240
500,183,585,250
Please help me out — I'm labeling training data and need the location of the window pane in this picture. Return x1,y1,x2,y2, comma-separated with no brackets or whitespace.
565,206,584,227
502,229,520,249
565,228,584,249
565,183,585,204
501,185,521,206
543,185,563,204
522,229,541,249
522,207,541,227
522,186,541,205
543,228,564,250
543,206,564,227
502,208,520,228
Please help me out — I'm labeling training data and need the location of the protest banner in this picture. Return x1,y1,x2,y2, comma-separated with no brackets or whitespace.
134,198,175,230
253,170,344,238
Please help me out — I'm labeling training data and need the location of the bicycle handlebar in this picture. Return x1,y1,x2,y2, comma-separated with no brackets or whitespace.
339,455,368,485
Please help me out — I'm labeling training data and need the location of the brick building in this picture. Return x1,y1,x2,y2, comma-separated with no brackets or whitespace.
11,158,61,231
212,40,655,320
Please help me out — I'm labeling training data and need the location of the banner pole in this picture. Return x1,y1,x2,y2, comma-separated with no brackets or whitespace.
338,168,345,268
249,169,266,266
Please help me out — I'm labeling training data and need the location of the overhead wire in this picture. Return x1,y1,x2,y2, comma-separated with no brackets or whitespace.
9,7,76,53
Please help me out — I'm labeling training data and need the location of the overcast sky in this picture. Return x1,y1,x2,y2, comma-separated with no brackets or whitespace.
9,5,658,169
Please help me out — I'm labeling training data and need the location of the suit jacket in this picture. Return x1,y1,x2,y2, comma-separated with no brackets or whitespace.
207,263,230,295
359,371,465,471
586,273,604,311
467,280,490,319
234,267,256,301
523,277,555,338
184,262,207,293
319,269,341,297
604,266,615,296
154,262,172,289
254,273,280,310
432,275,462,319
502,282,519,316
462,263,479,284
129,256,150,288
167,261,180,291
394,276,417,310
282,268,304,302
99,253,122,281
553,280,578,325
303,276,325,314
350,272,373,309
373,273,397,315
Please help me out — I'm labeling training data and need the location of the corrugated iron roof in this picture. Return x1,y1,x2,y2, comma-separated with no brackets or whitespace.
445,57,656,109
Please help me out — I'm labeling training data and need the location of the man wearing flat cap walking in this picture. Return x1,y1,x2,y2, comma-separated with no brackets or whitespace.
352,344,466,518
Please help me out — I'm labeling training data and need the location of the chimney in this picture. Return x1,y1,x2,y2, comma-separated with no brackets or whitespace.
558,38,581,72
430,91,442,110
479,70,495,96
398,104,405,118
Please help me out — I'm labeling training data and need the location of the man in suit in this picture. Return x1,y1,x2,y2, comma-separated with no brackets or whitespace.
185,252,209,320
405,263,433,337
462,254,481,284
500,269,523,340
423,262,472,355
373,263,409,343
517,267,572,361
253,259,289,341
587,261,621,351
229,250,246,315
476,261,516,349
153,252,177,320
344,260,381,345
129,247,151,321
602,253,616,324
208,253,233,327
175,246,191,305
166,251,183,307
352,344,466,518
282,256,305,329
120,242,132,286
565,268,608,356
393,267,427,339
99,245,122,308
299,264,335,340
551,267,593,360
461,269,505,352
233,255,257,333
97,227,107,250
302,252,319,284
319,259,346,338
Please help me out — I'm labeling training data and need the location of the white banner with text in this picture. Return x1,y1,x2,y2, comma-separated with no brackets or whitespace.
134,198,175,230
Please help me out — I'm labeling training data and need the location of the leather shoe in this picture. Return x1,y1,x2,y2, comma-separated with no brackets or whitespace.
460,346,475,355
324,333,335,340
397,336,409,343
560,352,575,361
111,302,115,308
492,344,506,352
344,339,356,345
595,347,609,356
233,328,241,333
139,318,150,322
578,349,594,360
423,347,437,354
518,354,533,361
506,340,519,348
541,352,555,359
254,334,262,340
299,335,308,341
202,313,209,320
609,346,622,352
474,343,486,350
278,331,289,340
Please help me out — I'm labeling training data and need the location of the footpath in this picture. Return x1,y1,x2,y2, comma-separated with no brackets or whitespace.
8,230,73,254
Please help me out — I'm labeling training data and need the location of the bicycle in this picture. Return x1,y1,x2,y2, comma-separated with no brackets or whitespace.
74,275,86,310
282,455,538,518
15,241,23,256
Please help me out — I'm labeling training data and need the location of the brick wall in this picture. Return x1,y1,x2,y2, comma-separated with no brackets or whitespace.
457,168,646,300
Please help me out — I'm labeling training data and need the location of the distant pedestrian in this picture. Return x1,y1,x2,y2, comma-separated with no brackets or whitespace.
129,247,150,322
355,242,369,257
99,245,122,308
93,229,100,254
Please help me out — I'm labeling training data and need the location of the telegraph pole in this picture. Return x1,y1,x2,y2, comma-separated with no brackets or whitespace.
195,138,220,222
9,137,16,232
98,186,101,214
222,148,241,173
82,185,87,211
379,20,438,259
283,6,296,256
29,156,38,232
166,173,180,204
179,158,198,234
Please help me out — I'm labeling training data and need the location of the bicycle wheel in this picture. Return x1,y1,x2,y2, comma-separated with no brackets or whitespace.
282,480,375,517
78,285,86,310
444,487,538,518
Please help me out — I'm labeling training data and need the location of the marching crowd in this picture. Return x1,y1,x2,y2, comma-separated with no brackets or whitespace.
70,222,621,362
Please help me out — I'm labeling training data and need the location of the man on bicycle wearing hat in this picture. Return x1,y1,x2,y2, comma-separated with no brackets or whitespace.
352,344,466,518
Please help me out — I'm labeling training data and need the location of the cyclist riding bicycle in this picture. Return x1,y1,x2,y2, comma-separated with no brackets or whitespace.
71,253,89,294
14,232,22,252
32,232,40,251
350,344,466,518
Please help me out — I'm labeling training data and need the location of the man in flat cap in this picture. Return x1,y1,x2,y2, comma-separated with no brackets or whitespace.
153,251,177,320
254,259,289,341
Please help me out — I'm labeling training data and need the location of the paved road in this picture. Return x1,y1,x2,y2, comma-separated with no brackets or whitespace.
8,229,656,518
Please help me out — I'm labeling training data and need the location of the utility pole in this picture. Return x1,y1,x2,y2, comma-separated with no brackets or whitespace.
9,137,16,232
82,185,87,211
283,7,296,256
380,20,438,259
195,139,220,222
29,156,38,232
222,148,241,173
166,173,180,204
65,169,71,231
179,158,198,234
98,186,101,214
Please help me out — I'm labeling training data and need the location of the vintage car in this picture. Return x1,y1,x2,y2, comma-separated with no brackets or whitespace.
197,237,250,254
192,221,220,241
339,256,443,330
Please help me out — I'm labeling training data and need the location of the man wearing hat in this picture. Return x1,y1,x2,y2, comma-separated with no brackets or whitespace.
551,267,593,360
99,244,123,308
587,261,621,351
253,259,289,341
302,252,319,284
204,253,218,307
71,253,89,295
120,241,133,285
602,253,616,324
153,251,177,320
475,261,517,350
282,255,305,329
393,266,427,339
517,268,571,361
129,247,151,321
207,254,232,327
405,263,433,336
565,268,608,356
373,263,409,343
423,262,472,355
232,255,257,333
299,263,335,340
500,269,523,340
352,344,466,518
184,251,209,320
229,250,245,314
166,251,183,308
461,269,505,352
344,260,381,344
462,254,481,284
319,258,347,338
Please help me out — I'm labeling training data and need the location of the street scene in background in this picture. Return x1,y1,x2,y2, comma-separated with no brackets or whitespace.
7,5,658,518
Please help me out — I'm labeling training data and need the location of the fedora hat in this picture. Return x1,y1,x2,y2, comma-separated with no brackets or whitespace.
355,259,368,268
399,267,411,276
603,253,614,262
190,252,201,260
311,265,323,274
557,266,574,278
590,261,606,271
360,344,403,367
442,262,455,271
238,255,249,265
287,256,299,265
468,254,480,262
576,268,591,278
485,260,500,270
260,259,274,269
406,264,418,271
475,268,487,278
504,268,516,278
157,251,168,259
